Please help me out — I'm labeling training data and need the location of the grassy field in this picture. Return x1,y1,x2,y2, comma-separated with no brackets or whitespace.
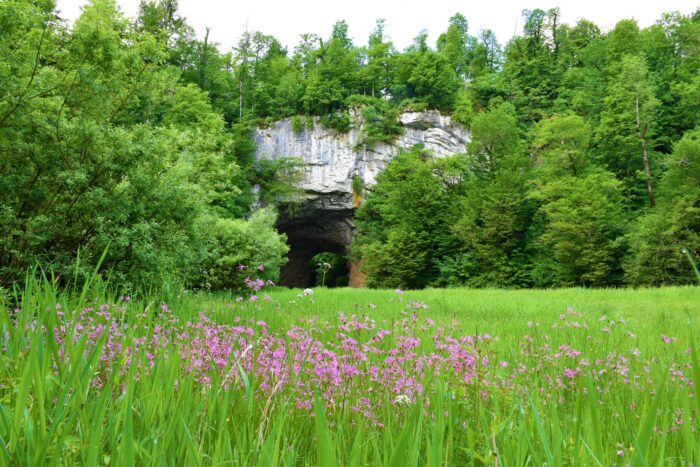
1,282,699,465
259,285,699,329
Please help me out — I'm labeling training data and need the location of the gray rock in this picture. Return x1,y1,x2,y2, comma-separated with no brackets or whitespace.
253,110,470,208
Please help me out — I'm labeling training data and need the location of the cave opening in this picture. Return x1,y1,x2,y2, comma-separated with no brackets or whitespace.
309,252,349,288
277,207,354,288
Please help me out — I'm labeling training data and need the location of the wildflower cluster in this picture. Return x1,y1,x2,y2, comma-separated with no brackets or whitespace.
17,301,694,433
237,264,274,301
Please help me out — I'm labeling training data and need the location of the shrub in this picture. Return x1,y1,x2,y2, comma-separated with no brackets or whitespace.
347,95,404,150
193,208,289,291
320,111,351,133
400,99,429,112
352,174,364,207
291,115,303,134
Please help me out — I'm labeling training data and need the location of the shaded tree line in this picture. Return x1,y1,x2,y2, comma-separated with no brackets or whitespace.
0,0,291,292
350,8,700,288
354,110,700,288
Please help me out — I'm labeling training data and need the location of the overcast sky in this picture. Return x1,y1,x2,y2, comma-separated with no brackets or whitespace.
56,0,699,52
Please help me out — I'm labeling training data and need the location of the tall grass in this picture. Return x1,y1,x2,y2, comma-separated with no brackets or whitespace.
1,273,699,465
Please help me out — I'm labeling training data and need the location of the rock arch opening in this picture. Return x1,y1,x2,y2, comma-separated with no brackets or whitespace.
277,204,354,288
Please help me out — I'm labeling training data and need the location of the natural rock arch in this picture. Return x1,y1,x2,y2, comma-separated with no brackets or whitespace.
254,110,470,287
276,197,354,287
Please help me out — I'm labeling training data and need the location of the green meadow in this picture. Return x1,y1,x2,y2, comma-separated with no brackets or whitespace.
260,285,699,329
2,282,699,465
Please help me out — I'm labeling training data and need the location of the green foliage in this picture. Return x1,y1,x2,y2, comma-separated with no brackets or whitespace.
290,115,303,134
467,103,521,177
450,118,533,288
451,90,474,127
451,167,533,287
532,114,591,178
607,19,642,59
310,252,348,287
304,115,315,130
625,127,700,285
530,171,627,286
501,8,564,124
352,8,700,289
250,157,306,208
361,19,396,98
468,29,502,77
163,83,224,132
595,54,660,207
434,253,476,287
319,111,352,133
351,174,364,196
405,50,460,110
0,0,289,291
353,147,459,288
399,99,429,112
3,1,700,291
193,208,289,291
299,21,361,119
347,95,404,150
436,13,470,78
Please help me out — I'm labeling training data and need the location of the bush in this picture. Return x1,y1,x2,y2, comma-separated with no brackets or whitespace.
400,99,429,112
351,174,364,196
320,111,352,133
291,115,303,134
193,208,289,291
347,95,404,150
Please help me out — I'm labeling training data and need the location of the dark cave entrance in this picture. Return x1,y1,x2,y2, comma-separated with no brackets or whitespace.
277,208,354,288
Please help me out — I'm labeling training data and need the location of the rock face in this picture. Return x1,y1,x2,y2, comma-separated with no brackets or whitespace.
253,110,470,287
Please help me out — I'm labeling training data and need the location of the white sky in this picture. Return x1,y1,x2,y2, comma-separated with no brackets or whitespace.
55,0,699,52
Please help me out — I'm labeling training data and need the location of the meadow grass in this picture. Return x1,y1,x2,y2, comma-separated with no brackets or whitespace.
260,285,698,329
1,280,699,465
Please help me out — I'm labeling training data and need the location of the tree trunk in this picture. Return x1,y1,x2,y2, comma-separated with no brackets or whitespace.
239,79,243,119
199,28,210,89
640,138,656,207
636,94,656,208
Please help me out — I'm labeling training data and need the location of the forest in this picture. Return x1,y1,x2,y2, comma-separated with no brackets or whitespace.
1,0,699,291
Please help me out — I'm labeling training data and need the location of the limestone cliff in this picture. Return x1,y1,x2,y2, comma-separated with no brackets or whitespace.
253,110,470,210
